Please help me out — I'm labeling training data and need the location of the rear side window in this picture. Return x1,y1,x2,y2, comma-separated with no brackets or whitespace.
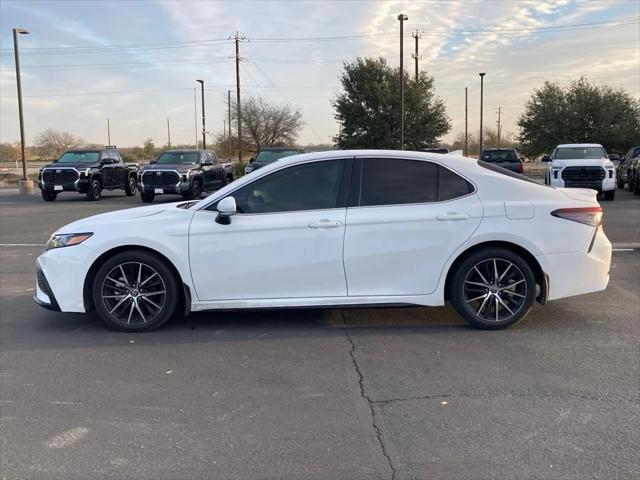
481,150,519,162
477,160,547,186
357,158,473,206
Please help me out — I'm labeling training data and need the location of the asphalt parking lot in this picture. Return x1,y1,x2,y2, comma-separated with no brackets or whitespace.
1,187,639,479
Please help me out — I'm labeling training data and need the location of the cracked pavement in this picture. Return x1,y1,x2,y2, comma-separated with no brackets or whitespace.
1,190,639,479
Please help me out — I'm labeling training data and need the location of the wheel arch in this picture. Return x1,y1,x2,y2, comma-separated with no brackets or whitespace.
83,245,191,314
443,240,548,305
90,172,103,184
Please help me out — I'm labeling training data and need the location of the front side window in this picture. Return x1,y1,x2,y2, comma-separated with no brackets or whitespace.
156,152,200,165
228,160,345,214
57,151,100,163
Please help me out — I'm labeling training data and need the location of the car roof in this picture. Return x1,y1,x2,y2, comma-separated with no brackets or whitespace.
258,147,300,151
556,143,603,148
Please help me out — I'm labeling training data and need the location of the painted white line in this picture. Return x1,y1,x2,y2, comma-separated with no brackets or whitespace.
44,427,90,449
0,243,45,247
613,248,634,252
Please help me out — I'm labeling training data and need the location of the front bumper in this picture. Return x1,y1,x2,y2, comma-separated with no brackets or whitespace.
138,181,191,195
34,262,60,311
549,173,616,192
39,178,90,193
536,227,612,301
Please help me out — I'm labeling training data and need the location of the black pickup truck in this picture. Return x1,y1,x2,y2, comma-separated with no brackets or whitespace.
138,149,227,203
38,147,139,201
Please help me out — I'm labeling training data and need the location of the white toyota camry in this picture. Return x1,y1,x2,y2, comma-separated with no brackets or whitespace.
34,150,612,331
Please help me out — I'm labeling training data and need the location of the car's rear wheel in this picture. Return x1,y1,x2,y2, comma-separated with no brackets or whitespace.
141,192,155,203
450,248,536,330
92,251,179,332
41,190,57,202
124,175,137,196
86,179,102,201
603,189,616,201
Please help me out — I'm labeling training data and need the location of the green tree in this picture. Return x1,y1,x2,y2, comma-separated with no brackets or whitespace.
518,78,640,158
332,57,450,149
142,139,156,160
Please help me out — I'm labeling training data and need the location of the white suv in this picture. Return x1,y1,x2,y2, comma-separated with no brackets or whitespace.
543,143,616,201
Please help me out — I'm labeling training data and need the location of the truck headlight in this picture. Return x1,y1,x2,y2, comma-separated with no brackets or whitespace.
79,168,91,177
47,233,93,250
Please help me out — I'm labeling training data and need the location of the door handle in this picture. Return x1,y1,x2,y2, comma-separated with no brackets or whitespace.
436,213,469,221
308,219,342,229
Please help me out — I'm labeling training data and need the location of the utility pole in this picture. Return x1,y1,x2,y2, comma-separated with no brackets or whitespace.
496,106,502,147
107,118,111,145
167,118,171,148
193,88,198,148
479,72,486,157
398,14,408,150
13,28,30,189
196,79,206,149
464,87,468,157
227,89,232,144
411,30,421,81
232,33,245,163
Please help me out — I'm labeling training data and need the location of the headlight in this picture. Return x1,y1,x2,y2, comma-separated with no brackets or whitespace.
182,170,192,181
79,168,91,177
47,233,93,250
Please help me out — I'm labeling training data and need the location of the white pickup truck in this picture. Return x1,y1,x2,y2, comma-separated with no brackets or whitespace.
543,143,617,201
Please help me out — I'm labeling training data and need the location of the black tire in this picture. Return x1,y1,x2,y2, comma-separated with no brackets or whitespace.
187,179,202,200
635,179,640,195
140,192,155,203
226,173,234,184
628,174,635,192
450,247,536,330
603,189,615,201
124,175,137,196
86,178,102,201
92,250,179,332
617,177,624,188
41,190,57,202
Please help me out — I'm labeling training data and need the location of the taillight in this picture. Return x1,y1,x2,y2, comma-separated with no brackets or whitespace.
551,207,602,227
518,162,524,173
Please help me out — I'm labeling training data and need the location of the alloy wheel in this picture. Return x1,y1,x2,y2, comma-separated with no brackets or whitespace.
463,258,528,322
100,262,166,325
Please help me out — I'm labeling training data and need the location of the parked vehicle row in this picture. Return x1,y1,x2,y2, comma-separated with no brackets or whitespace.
543,143,617,201
35,150,612,333
37,147,139,201
480,148,524,173
244,147,304,174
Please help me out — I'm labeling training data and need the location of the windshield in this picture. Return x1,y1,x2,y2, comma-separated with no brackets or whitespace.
156,152,200,165
254,150,299,163
57,151,100,163
554,147,607,160
482,150,519,162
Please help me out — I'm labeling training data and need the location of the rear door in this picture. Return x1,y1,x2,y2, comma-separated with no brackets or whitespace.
343,156,483,296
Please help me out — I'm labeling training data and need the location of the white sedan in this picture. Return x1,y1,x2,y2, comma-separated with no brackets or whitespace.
35,150,612,331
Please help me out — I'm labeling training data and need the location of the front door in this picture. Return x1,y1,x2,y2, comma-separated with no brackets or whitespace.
343,156,483,296
189,157,351,301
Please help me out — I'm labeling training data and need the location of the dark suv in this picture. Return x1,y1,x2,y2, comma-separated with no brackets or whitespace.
138,149,227,203
244,147,304,175
480,148,523,173
38,147,139,201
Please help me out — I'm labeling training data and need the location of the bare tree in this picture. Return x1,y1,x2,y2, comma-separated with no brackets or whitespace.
230,96,304,151
34,129,83,159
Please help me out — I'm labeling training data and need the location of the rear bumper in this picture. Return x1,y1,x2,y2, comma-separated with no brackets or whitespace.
536,227,612,301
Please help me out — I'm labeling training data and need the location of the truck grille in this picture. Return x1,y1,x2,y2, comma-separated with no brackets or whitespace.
42,169,79,184
142,170,180,187
562,166,605,182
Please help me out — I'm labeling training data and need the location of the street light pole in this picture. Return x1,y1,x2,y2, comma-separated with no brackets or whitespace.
464,86,468,157
398,13,408,150
13,28,30,187
479,72,486,157
196,79,206,149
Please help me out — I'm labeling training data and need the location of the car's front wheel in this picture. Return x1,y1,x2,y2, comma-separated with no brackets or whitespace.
450,248,536,330
187,179,202,200
92,251,179,332
86,179,102,201
124,175,137,196
41,190,57,202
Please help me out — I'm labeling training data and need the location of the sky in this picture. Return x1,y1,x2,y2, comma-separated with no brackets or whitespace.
0,0,638,149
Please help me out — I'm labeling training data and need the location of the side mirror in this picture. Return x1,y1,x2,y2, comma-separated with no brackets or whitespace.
203,159,213,166
249,157,255,163
216,196,237,225
541,155,551,162
149,159,156,164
